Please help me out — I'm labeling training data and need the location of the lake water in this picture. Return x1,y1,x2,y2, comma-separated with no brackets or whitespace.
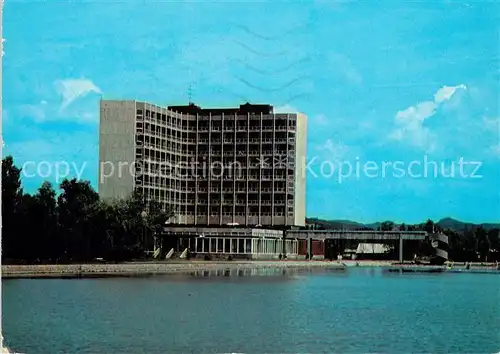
2,268,499,353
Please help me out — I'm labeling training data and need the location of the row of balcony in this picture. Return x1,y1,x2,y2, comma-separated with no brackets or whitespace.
138,183,293,193
197,187,287,193
177,212,294,217
137,133,194,144
137,184,290,192
139,165,294,173
139,130,294,142
197,138,294,144
139,198,291,206
191,200,291,205
139,122,296,134
138,140,295,151
137,195,294,207
200,151,294,157
138,147,294,157
140,114,297,127
138,173,291,181
139,156,296,167
141,111,297,120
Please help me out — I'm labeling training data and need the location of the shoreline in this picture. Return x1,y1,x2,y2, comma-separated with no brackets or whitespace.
2,261,498,279
1,261,350,279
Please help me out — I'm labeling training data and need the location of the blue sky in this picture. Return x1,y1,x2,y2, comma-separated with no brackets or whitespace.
2,0,499,224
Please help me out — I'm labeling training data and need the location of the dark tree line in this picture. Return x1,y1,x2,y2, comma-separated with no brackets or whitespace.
379,220,499,262
2,156,173,264
307,218,500,263
3,155,499,264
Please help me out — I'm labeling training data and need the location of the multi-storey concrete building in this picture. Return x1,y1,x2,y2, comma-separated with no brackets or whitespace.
99,100,307,227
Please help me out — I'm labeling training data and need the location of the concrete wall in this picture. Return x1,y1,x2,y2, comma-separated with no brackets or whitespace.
98,100,137,200
294,113,307,227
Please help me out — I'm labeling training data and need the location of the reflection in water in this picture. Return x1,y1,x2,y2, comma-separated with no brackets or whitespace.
184,266,347,279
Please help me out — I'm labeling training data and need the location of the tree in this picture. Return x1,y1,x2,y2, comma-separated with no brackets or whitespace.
106,195,145,259
34,182,59,260
16,193,38,261
1,156,24,259
379,221,395,231
57,178,100,260
476,226,491,262
95,191,173,260
487,228,500,262
145,198,175,255
423,219,435,233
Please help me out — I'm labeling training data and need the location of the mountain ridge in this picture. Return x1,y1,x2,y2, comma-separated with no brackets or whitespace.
305,217,500,231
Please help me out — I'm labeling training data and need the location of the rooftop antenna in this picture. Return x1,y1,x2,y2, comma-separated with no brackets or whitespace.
188,84,193,105
187,66,195,105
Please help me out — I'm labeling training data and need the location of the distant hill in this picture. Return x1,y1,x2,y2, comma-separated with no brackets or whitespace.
306,217,500,232
436,217,500,231
365,222,381,230
305,218,367,230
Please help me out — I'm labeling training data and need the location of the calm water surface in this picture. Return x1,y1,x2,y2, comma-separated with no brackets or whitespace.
3,268,500,353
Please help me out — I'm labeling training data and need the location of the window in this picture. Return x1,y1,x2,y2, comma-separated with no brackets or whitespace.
245,239,251,253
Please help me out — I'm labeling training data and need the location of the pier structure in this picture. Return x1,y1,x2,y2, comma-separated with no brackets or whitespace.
430,232,449,261
286,230,428,262
161,227,430,262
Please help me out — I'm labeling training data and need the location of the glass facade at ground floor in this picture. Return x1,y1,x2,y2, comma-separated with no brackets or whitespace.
177,237,298,256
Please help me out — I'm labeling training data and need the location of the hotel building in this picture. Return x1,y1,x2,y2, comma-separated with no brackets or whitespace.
99,100,307,228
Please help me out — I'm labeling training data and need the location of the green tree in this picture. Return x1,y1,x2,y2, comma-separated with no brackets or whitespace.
379,221,395,231
145,198,175,255
57,178,100,260
476,226,491,262
423,219,435,233
487,228,500,261
33,182,59,260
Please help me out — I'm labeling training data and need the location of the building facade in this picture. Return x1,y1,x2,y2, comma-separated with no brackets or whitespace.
99,100,307,227
165,227,299,260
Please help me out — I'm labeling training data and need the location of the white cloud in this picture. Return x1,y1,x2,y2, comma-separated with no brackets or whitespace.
313,114,329,126
274,104,299,113
394,101,437,124
12,79,101,124
389,84,467,151
55,78,102,111
434,84,467,104
315,139,350,162
328,52,363,85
